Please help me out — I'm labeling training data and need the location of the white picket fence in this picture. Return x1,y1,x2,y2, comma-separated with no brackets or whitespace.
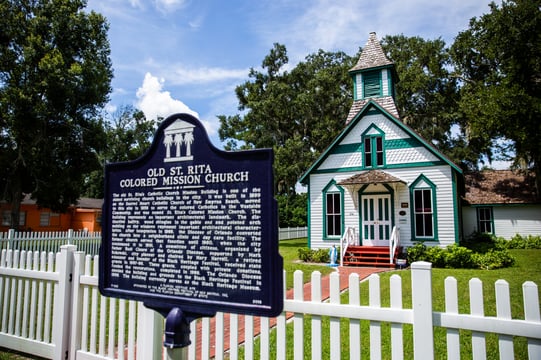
0,229,101,256
0,227,303,256
0,245,540,359
278,226,307,240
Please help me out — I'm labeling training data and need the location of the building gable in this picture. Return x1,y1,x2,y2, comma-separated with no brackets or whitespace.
299,101,461,184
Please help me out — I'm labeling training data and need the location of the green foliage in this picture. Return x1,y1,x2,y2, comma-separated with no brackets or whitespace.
219,44,356,196
381,35,467,165
82,106,156,198
451,0,541,193
0,0,113,224
474,249,516,270
504,234,541,249
276,192,307,227
406,241,515,269
297,247,330,263
460,231,502,252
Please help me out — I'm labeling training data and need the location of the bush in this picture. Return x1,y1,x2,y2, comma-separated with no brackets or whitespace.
444,245,477,268
298,248,330,263
505,234,541,249
406,241,515,269
406,243,428,264
474,250,515,270
460,232,504,252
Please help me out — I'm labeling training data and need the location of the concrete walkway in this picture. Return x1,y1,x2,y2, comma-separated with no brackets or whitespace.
195,266,389,358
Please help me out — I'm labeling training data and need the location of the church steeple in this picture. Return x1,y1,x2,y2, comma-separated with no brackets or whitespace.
346,32,399,124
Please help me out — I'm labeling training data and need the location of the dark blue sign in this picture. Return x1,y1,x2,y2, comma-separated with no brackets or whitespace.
99,113,283,318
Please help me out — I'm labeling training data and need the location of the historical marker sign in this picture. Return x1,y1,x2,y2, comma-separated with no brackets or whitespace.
99,113,283,318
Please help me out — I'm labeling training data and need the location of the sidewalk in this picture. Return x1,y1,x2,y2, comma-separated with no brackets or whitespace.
195,266,388,358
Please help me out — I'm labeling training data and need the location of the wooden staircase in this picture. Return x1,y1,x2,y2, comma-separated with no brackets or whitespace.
342,246,399,268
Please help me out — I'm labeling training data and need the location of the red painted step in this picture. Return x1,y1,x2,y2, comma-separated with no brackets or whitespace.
342,246,400,268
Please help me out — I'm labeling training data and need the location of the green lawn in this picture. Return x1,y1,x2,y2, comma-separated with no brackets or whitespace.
248,245,541,360
279,238,335,288
2,241,539,359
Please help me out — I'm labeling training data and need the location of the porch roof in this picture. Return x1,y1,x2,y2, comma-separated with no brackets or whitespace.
338,170,406,186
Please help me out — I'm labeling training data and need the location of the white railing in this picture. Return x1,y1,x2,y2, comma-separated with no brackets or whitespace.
339,227,356,267
389,225,400,265
0,229,101,256
1,247,540,359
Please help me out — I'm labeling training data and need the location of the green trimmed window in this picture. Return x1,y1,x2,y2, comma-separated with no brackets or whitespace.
410,175,438,240
414,189,433,237
362,125,385,168
323,181,344,238
477,207,494,234
326,193,341,236
364,136,384,167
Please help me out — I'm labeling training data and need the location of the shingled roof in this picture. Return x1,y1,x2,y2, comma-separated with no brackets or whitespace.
463,170,539,205
345,97,399,123
338,170,406,185
350,32,393,72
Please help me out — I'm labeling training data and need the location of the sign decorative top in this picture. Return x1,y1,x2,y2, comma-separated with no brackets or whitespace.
99,113,283,318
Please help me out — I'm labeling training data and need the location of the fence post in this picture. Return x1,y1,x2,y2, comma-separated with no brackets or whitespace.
52,244,76,360
67,229,74,245
411,261,434,360
7,229,15,250
68,251,85,360
137,303,164,359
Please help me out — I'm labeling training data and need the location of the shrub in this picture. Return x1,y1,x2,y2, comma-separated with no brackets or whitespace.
406,242,428,264
312,249,331,263
298,248,311,262
405,241,515,270
298,248,330,263
444,245,476,269
474,250,515,270
425,246,446,268
505,234,541,249
460,232,503,253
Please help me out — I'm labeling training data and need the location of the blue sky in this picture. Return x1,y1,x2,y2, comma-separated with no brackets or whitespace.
87,0,495,148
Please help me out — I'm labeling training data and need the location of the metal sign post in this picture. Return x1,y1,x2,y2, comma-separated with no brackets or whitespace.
99,113,283,357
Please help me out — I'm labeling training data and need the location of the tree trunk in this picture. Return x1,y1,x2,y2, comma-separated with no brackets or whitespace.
9,179,23,231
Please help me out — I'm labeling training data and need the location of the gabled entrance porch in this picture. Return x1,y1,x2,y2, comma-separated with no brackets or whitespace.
337,170,406,267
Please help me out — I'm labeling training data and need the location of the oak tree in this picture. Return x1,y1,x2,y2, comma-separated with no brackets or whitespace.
0,0,113,228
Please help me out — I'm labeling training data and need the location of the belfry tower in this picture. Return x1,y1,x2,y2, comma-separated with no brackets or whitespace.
345,32,399,124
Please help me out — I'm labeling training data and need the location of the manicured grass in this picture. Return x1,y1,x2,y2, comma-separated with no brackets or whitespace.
279,238,335,289
247,248,541,359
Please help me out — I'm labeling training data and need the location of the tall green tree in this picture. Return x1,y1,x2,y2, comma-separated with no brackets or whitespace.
451,0,541,195
0,0,113,228
380,35,475,167
219,44,355,197
82,106,156,198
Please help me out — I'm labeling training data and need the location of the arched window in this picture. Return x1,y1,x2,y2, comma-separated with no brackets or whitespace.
322,180,344,239
361,124,385,168
410,175,438,240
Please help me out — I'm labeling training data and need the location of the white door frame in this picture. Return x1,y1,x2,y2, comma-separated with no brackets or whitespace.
360,193,392,246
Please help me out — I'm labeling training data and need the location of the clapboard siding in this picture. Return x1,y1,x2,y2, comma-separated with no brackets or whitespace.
462,205,541,239
308,165,458,250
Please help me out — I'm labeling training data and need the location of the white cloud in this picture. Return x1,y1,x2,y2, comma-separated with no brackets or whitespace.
154,0,189,14
255,0,491,62
135,72,199,121
171,66,247,85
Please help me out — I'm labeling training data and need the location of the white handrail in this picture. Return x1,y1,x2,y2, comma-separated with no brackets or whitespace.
389,226,400,264
339,227,356,266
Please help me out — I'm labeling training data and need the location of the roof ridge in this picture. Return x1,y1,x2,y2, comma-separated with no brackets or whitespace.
350,32,393,72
